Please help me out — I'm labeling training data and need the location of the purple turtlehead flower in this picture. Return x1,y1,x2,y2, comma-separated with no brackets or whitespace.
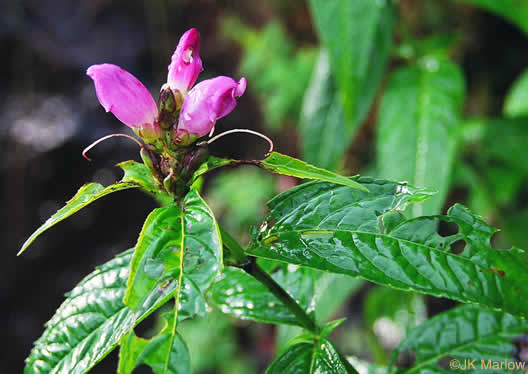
167,28,203,96
86,64,161,142
87,28,245,146
174,76,247,144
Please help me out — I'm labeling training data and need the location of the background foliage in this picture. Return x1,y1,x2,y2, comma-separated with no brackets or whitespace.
4,0,528,372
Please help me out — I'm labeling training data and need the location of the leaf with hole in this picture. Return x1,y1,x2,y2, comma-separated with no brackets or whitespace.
249,177,528,319
24,249,174,374
389,304,528,373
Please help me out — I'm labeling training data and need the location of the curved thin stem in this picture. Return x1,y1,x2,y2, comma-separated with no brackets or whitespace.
82,133,144,161
206,129,274,156
219,225,318,333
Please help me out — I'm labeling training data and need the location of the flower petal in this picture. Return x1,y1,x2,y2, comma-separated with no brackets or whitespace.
167,28,204,95
86,64,158,129
175,76,246,143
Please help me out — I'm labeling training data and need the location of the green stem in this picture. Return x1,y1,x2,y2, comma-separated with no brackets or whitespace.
219,226,318,333
218,225,248,264
245,258,318,333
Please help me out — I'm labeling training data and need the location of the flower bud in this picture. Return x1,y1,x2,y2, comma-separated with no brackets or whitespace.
167,28,203,96
173,76,247,145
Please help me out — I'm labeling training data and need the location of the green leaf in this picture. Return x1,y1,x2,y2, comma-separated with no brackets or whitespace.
210,266,318,327
300,50,349,171
118,313,191,374
125,190,222,320
504,69,528,118
24,249,175,374
308,0,393,128
260,152,369,192
377,57,465,216
389,304,528,373
119,160,172,206
456,0,528,34
249,177,528,318
266,333,352,374
191,156,234,183
193,153,369,191
18,161,169,255
19,182,135,255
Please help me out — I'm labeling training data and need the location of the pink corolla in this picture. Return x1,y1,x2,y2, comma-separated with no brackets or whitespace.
86,28,245,146
174,76,247,144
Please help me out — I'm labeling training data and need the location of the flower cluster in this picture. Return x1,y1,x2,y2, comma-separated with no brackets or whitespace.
87,28,246,147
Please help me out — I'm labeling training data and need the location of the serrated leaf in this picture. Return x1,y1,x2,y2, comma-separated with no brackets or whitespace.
249,178,528,319
504,69,528,118
389,304,528,373
308,0,393,129
125,190,221,320
377,57,465,216
266,333,351,374
19,161,169,255
210,266,317,326
260,152,368,192
456,0,528,34
118,313,191,374
24,249,175,374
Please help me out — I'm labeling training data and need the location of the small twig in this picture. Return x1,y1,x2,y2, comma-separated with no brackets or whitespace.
82,133,144,161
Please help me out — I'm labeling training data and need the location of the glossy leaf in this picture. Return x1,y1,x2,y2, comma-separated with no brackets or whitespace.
260,152,368,192
267,332,351,374
125,190,222,320
250,177,528,318
377,57,465,216
119,160,172,205
389,304,528,373
18,161,169,255
192,153,369,191
504,68,528,117
24,249,175,374
308,0,393,128
210,266,317,326
456,0,528,34
118,313,191,374
300,50,349,171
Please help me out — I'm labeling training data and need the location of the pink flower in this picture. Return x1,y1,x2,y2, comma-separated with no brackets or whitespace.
167,28,203,96
87,28,245,147
174,76,247,144
86,64,161,142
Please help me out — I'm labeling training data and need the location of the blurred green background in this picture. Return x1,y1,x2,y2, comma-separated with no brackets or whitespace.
3,0,528,372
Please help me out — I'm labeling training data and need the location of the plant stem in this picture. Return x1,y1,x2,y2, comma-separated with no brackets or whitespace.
244,258,318,333
219,226,318,333
218,225,248,264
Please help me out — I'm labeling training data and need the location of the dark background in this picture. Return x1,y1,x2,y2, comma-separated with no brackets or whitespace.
2,0,528,372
